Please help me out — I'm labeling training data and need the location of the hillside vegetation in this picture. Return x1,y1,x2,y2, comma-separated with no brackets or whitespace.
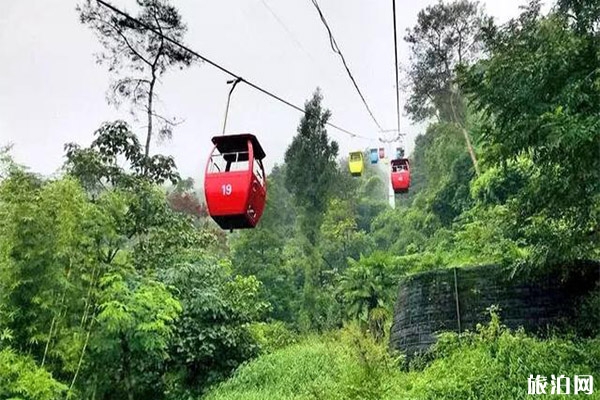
207,315,600,400
1,0,599,398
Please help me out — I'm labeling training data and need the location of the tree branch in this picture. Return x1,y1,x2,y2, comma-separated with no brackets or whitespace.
148,110,184,126
92,14,153,67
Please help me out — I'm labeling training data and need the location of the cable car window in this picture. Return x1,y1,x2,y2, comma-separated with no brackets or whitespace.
208,154,226,173
350,153,362,161
208,151,250,173
253,159,265,186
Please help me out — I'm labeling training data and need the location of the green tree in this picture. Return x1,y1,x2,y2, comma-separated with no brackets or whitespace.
0,174,101,367
84,274,181,400
0,348,68,400
65,120,179,194
258,165,297,234
351,159,389,232
78,0,194,157
557,0,600,32
371,206,439,256
230,165,298,322
159,255,268,394
405,0,489,175
338,253,400,341
231,229,295,322
0,162,263,397
406,122,475,226
281,236,341,332
320,198,373,273
461,1,600,265
284,89,339,244
447,205,526,266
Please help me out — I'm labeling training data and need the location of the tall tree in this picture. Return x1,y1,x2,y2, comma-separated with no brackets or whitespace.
461,1,600,265
78,0,194,157
404,0,489,175
284,89,339,243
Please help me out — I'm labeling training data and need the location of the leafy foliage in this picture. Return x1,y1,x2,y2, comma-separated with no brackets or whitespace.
5,1,600,398
338,254,398,323
204,324,401,400
205,314,600,400
0,162,265,398
338,253,400,340
461,2,600,265
0,348,68,400
284,89,339,242
65,120,179,193
78,0,194,155
247,322,299,355
397,309,600,399
404,0,489,122
88,274,181,400
160,256,268,393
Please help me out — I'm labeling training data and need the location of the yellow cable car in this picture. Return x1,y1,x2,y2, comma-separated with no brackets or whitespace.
348,151,364,177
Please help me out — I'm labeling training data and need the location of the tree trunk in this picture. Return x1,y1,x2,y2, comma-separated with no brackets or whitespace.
460,125,480,177
121,335,135,400
450,89,480,176
42,265,72,367
80,264,98,329
41,315,56,367
145,76,156,159
69,318,95,397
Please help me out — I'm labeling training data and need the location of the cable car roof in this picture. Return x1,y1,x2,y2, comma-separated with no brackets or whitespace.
211,134,266,160
391,158,410,166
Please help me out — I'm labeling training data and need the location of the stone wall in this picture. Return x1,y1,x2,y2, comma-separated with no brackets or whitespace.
389,261,600,356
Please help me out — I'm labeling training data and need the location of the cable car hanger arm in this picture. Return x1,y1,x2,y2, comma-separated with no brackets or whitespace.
222,77,243,135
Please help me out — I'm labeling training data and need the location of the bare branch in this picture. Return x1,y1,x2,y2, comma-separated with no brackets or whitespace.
149,111,184,126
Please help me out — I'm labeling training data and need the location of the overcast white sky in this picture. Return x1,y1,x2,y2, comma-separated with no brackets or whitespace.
0,0,536,179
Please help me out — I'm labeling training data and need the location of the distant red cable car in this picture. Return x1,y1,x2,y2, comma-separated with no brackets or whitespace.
379,147,385,159
204,134,267,230
390,158,410,194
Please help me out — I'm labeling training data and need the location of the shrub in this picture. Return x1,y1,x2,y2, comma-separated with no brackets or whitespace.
0,348,68,400
205,312,600,400
388,309,600,399
248,322,298,354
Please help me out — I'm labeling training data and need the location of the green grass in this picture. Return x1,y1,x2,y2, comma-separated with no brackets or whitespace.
203,337,351,400
204,318,600,400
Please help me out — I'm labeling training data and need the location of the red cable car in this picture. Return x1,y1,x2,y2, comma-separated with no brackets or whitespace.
390,158,410,194
379,147,385,159
204,134,267,230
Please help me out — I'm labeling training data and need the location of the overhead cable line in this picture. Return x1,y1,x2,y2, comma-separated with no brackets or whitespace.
258,0,315,63
258,0,340,94
95,0,370,140
392,0,402,140
309,0,384,132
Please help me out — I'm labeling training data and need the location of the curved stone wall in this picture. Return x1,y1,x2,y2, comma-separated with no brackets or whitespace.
389,261,600,356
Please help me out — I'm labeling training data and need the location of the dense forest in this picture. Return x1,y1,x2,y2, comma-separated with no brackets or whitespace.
1,0,599,399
